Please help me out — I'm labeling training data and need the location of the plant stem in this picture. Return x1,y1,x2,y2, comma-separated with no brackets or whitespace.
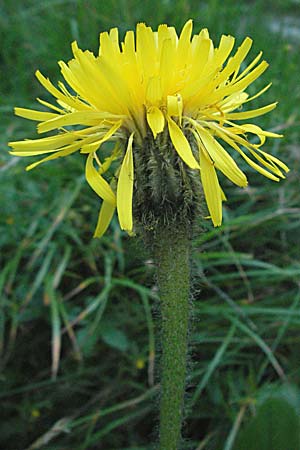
154,222,190,450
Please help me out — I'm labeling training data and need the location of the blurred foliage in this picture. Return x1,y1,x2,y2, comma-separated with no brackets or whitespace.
233,384,300,450
1,0,300,449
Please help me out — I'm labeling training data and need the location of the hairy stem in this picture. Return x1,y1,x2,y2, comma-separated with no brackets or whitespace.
154,223,190,450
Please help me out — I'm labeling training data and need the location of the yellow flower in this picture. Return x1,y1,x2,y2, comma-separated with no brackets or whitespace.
135,358,145,370
9,20,289,236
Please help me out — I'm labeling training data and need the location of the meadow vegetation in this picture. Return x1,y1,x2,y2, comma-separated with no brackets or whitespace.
1,0,300,448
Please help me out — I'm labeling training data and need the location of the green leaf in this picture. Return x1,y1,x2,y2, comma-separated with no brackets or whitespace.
100,324,129,352
234,398,300,450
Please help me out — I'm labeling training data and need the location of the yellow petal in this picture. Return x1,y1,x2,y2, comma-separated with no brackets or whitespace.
214,34,235,67
233,51,263,82
37,98,65,114
234,123,282,140
195,37,252,104
38,111,123,134
240,151,280,181
146,77,163,105
217,37,253,84
35,70,86,111
244,83,272,103
167,117,199,169
159,37,176,95
216,124,285,178
85,153,116,204
99,142,122,174
25,142,81,171
96,58,132,113
248,147,286,178
80,120,122,153
14,108,58,122
69,42,127,112
225,103,277,120
136,23,157,81
93,201,116,238
213,125,281,181
256,149,289,173
122,30,135,56
167,94,183,124
8,133,76,153
218,91,249,113
99,30,118,57
117,133,134,231
199,148,222,227
177,20,193,63
220,187,227,202
220,61,269,98
196,127,247,187
36,70,67,101
147,106,165,138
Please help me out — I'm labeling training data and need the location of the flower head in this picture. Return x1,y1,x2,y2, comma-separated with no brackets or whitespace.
9,20,289,236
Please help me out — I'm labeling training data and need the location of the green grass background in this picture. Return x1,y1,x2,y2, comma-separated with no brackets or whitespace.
1,0,300,449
